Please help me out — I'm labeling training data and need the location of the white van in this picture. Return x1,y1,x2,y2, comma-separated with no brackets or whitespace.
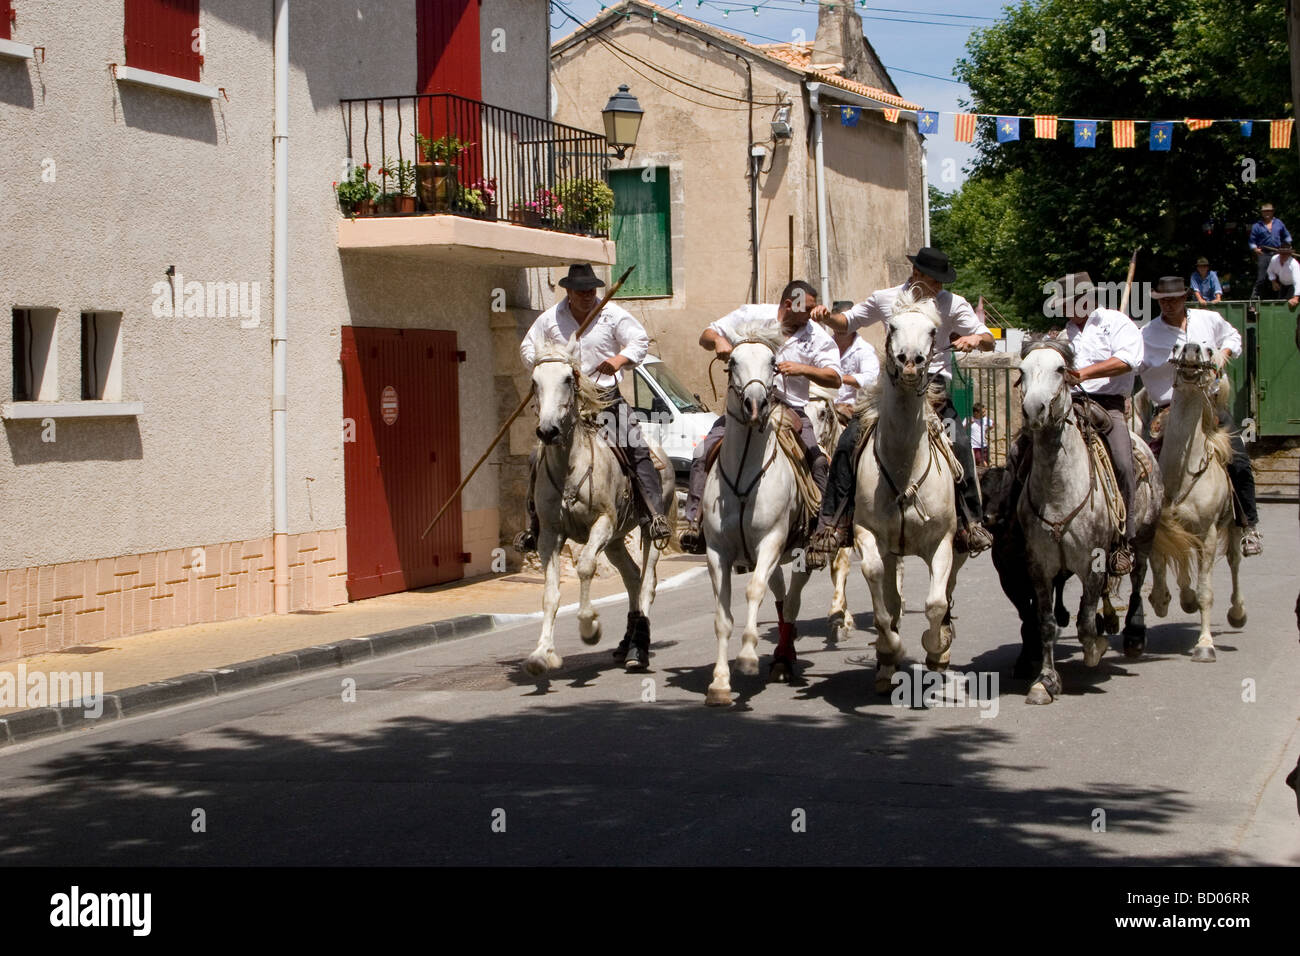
620,356,717,490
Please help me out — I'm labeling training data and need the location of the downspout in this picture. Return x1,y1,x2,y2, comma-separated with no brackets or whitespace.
273,0,289,613
807,82,831,306
921,141,930,247
733,52,756,303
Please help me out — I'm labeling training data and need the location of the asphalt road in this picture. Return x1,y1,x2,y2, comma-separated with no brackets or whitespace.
1,504,1297,866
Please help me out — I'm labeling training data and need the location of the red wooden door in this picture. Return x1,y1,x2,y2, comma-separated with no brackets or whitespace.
416,0,482,185
341,327,464,600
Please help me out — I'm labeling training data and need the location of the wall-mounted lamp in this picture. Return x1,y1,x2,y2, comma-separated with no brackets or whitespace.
602,84,644,159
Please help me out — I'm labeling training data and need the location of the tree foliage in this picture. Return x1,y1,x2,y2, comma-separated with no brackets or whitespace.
933,0,1298,328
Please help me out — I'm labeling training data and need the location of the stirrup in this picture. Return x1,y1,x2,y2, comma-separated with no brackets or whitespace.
1108,545,1135,576
807,522,849,570
679,518,706,555
647,514,672,549
513,529,537,554
959,521,993,557
1241,527,1262,557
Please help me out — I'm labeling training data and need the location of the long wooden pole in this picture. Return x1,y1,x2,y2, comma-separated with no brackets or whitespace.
1119,246,1141,315
420,265,636,541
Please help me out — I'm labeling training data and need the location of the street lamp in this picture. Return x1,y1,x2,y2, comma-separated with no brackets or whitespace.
601,84,643,159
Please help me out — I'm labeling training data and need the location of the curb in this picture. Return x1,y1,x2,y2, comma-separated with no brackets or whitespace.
0,612,498,749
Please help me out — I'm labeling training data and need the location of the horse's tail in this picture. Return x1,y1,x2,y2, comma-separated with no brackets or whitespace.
1152,506,1201,579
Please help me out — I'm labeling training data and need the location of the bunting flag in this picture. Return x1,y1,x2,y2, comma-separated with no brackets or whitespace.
1073,120,1096,148
954,112,976,142
883,108,900,123
1185,118,1213,131
1034,115,1058,138
996,116,1020,142
916,110,938,134
1271,118,1294,148
1240,120,1254,137
1112,120,1135,148
1150,122,1173,150
839,106,860,127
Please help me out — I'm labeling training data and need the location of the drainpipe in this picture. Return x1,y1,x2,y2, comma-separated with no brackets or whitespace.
733,52,757,303
921,142,930,247
273,0,289,613
807,82,831,306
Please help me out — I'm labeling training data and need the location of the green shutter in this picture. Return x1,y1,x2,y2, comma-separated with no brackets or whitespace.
611,169,671,296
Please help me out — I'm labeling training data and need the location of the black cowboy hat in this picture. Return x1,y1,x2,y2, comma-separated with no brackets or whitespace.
558,263,606,291
1150,276,1188,299
906,247,958,283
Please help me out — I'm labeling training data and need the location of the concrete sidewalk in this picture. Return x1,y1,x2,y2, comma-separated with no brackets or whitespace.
0,554,705,735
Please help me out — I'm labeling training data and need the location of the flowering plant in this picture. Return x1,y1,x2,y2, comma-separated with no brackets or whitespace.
416,134,473,164
335,163,379,206
524,187,563,219
381,158,416,196
469,177,497,204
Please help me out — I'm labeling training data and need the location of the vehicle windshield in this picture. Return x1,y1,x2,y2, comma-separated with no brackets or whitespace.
643,362,709,412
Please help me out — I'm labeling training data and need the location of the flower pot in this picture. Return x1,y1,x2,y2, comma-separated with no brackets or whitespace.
510,208,542,228
395,195,417,215
376,195,397,216
354,199,376,218
484,201,498,221
416,162,458,212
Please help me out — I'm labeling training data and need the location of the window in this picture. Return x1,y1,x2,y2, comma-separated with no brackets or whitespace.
124,0,201,81
11,307,58,402
80,312,124,401
611,168,672,297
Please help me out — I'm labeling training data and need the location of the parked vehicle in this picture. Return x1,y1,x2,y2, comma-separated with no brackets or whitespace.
619,356,715,490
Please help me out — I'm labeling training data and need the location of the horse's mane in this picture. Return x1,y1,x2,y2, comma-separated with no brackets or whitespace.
722,318,786,352
534,341,613,420
889,285,942,329
1021,338,1076,366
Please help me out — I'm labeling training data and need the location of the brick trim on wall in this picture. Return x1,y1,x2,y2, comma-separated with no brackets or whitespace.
0,529,348,662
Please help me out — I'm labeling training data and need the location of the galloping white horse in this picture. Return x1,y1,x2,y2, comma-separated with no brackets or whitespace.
854,290,966,693
1149,342,1245,661
1018,343,1161,704
703,321,811,706
805,386,856,643
524,343,676,676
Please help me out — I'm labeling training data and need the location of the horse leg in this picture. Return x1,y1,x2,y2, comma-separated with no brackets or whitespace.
705,546,735,706
1177,550,1198,615
525,528,567,675
1053,573,1069,627
1191,531,1217,662
859,529,902,694
933,550,964,672
921,538,955,671
1100,581,1120,636
827,547,852,643
1122,553,1149,657
575,516,614,645
1149,549,1171,618
772,558,812,682
1027,575,1062,704
605,536,647,668
1225,523,1247,628
743,538,784,681
1079,572,1109,668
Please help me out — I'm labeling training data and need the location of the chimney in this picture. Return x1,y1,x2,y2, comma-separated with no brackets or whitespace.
809,2,868,80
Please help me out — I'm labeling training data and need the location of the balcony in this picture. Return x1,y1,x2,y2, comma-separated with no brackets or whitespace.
336,93,616,267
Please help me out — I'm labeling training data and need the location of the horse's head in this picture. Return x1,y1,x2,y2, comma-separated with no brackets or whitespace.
532,343,582,445
724,321,784,428
883,288,941,393
1019,341,1074,431
1172,341,1218,391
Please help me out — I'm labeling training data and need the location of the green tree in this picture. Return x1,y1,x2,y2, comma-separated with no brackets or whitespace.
940,0,1297,327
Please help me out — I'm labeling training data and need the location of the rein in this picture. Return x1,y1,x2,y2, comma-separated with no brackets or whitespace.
716,337,782,568
1166,358,1224,508
1024,381,1098,544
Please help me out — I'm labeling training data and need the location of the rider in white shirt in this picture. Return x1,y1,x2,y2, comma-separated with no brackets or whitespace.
1138,275,1260,555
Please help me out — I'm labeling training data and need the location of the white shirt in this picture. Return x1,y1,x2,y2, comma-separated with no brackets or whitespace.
843,284,990,379
1064,308,1144,396
1138,307,1242,406
520,297,649,390
967,415,992,449
708,304,841,409
835,335,880,405
1267,254,1300,288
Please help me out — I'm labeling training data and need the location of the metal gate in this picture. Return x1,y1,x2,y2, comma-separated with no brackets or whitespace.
1254,302,1300,435
341,327,464,600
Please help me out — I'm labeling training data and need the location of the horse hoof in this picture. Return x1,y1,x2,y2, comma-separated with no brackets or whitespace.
925,654,949,672
705,686,733,707
523,656,547,677
1122,636,1145,659
1082,641,1108,668
612,639,630,663
1026,682,1054,705
1102,612,1120,635
1191,644,1216,663
1180,594,1199,614
624,643,650,671
1150,598,1169,618
769,660,791,683
1227,606,1247,628
736,653,760,677
580,621,602,646
830,623,849,643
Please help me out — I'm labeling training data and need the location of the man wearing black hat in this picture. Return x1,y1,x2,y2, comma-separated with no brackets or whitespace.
517,263,671,551
1139,276,1260,556
805,247,995,567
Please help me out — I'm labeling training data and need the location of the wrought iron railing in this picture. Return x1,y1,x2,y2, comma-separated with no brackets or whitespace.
338,93,610,236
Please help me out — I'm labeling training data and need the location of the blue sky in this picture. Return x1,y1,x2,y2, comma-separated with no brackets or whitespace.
549,0,1016,190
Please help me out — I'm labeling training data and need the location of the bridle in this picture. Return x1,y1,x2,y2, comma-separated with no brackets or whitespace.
882,322,938,397
1166,345,1225,507
533,356,598,511
723,338,778,425
1020,342,1097,542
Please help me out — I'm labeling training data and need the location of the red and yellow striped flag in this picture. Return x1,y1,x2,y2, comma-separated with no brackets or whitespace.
1112,120,1135,148
1271,118,1294,148
883,108,900,123
954,112,976,142
1185,118,1213,131
1034,115,1057,138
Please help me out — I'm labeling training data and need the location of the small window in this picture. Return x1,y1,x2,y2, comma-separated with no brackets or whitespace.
124,0,202,81
0,1,13,42
11,307,58,401
611,168,672,297
80,311,124,401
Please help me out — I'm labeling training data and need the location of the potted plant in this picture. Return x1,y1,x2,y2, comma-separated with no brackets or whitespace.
335,163,379,217
469,177,498,220
529,187,564,228
415,134,472,212
381,158,418,214
454,185,488,218
555,178,615,235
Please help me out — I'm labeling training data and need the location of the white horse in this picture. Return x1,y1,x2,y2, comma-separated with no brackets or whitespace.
1149,341,1245,661
854,291,966,693
1018,342,1162,704
525,343,676,676
703,321,812,706
805,386,856,643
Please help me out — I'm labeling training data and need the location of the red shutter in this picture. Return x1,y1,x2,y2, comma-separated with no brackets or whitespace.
416,0,483,186
0,1,13,41
124,0,202,81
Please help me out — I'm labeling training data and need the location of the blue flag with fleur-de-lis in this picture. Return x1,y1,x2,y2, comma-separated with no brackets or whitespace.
1239,120,1253,137
840,107,861,127
916,110,938,135
996,116,1020,142
1073,120,1097,148
1150,122,1173,150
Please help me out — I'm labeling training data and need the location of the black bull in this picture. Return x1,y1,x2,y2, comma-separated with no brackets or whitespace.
981,466,1143,679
